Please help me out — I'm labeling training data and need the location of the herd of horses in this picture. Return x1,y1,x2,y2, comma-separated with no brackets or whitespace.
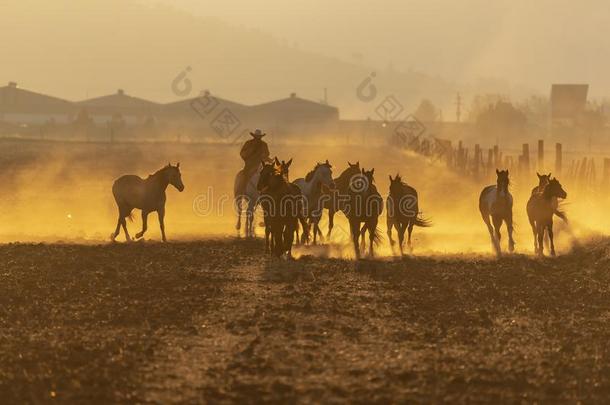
109,160,568,259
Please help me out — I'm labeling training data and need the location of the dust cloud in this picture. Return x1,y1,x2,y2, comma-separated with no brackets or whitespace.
1,137,606,258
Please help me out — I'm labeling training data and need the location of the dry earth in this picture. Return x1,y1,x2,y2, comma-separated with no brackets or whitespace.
1,238,610,403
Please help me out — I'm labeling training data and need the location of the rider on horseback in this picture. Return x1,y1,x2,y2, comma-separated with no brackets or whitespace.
235,129,271,197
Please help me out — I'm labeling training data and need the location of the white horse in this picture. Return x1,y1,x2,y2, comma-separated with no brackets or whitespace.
234,165,262,238
479,169,515,256
293,161,335,244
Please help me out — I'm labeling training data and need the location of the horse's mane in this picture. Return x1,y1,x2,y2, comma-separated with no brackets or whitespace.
305,162,331,182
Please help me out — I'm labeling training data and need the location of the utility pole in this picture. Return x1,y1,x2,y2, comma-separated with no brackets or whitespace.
455,92,462,123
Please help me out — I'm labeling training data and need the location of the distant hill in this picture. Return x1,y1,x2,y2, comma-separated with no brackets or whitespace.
1,0,468,118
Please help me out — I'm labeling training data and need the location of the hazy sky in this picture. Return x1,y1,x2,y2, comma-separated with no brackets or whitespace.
161,0,610,97
3,0,610,118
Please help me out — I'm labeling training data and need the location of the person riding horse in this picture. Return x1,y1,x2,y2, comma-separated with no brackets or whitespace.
235,129,270,197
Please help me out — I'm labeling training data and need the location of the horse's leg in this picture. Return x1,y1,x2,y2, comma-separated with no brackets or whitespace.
284,221,295,258
397,222,407,256
547,220,556,256
235,196,242,235
359,223,367,253
111,213,122,242
135,210,149,239
529,218,538,253
506,213,515,253
492,215,503,254
536,222,545,256
407,219,415,253
121,216,131,242
481,212,498,254
272,222,283,257
327,208,335,238
158,207,167,242
368,218,378,257
387,215,395,246
349,219,361,260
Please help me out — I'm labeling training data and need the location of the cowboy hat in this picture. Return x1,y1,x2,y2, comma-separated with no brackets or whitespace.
250,129,266,138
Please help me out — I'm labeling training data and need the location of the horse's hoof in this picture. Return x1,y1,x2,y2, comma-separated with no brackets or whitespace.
550,250,556,257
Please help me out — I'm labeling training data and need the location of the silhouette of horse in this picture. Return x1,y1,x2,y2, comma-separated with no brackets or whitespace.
257,160,305,257
479,169,515,255
386,174,431,256
325,161,360,238
111,163,184,242
531,172,568,223
345,168,383,258
275,158,309,245
527,177,567,256
293,161,335,244
234,164,262,238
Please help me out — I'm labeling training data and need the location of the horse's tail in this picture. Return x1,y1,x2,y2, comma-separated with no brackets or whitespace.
414,214,432,227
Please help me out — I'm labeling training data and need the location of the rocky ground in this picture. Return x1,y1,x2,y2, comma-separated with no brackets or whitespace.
1,238,610,403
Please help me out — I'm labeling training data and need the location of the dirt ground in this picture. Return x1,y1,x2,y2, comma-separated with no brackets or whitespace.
1,238,609,403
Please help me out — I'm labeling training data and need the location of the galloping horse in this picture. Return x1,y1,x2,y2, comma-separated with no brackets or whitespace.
527,177,567,256
345,168,383,258
111,163,184,242
325,161,360,238
479,169,515,255
275,158,310,245
293,161,335,244
257,161,303,257
386,174,431,255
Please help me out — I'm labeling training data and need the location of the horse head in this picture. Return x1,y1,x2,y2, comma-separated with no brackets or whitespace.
166,162,184,192
545,177,567,199
308,160,335,191
496,169,509,193
257,161,281,192
537,172,551,189
275,157,292,181
388,173,403,196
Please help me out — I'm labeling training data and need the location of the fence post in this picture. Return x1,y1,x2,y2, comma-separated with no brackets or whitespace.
555,143,562,176
538,139,544,171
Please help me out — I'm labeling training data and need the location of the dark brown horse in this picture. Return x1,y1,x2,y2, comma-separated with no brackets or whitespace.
111,163,184,242
345,168,383,258
257,160,304,257
275,158,310,245
527,177,567,256
325,161,361,238
479,169,515,256
386,174,431,256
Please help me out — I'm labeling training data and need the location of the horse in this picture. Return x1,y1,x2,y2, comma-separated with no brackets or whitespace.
257,161,304,258
293,161,335,244
325,161,361,238
386,174,431,256
111,163,184,242
479,169,515,256
531,172,568,223
275,158,310,245
527,177,567,256
234,164,263,238
345,168,383,259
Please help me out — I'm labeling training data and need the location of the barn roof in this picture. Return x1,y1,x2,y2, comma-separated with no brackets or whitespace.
77,89,161,115
0,82,75,114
